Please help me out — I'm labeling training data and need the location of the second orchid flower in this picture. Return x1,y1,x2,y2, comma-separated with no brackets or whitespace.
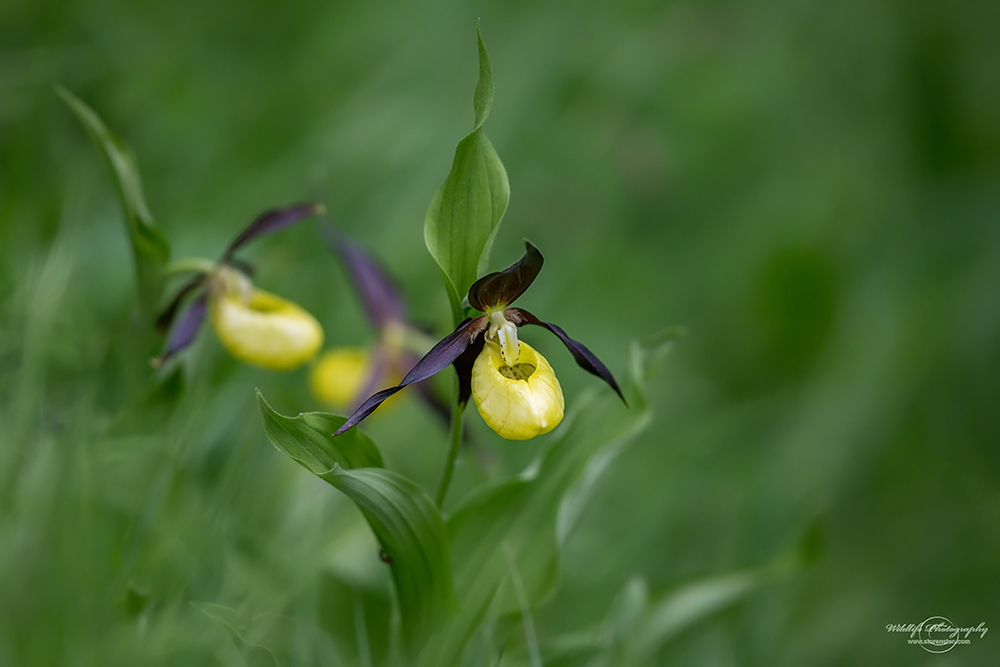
155,203,325,370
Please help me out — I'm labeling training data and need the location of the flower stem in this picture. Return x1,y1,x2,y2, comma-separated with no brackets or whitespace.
164,257,216,277
435,389,465,507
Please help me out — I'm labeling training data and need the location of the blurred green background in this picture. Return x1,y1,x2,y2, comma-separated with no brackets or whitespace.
2,0,998,664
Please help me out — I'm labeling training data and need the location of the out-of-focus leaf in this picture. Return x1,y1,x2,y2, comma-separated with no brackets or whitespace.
118,582,151,619
630,327,685,392
424,30,509,323
191,602,279,667
630,572,760,660
56,86,169,316
257,392,454,653
500,578,649,667
257,390,384,470
418,329,675,666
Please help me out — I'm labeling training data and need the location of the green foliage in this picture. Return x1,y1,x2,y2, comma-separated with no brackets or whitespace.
258,326,675,663
424,28,509,323
421,332,671,665
3,2,997,666
257,392,384,471
56,86,170,317
257,393,454,653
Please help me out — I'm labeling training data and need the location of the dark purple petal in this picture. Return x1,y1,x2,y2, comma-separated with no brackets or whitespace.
332,386,407,435
155,274,206,333
334,316,488,435
223,202,324,259
396,316,488,386
153,293,208,367
507,307,626,404
467,240,544,312
322,225,407,329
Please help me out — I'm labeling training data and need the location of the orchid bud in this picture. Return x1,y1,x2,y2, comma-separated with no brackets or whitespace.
209,286,323,371
471,339,564,440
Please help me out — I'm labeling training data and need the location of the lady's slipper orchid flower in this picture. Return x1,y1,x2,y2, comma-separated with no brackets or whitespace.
334,241,625,440
153,203,324,370
309,226,449,418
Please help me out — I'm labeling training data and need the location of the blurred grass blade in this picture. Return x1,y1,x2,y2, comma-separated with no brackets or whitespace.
190,602,279,667
424,29,509,323
257,390,384,470
630,572,760,660
56,86,170,316
630,327,685,394
620,518,821,662
257,391,454,653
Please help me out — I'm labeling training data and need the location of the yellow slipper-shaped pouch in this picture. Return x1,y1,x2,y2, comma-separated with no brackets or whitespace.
471,340,564,440
211,288,323,370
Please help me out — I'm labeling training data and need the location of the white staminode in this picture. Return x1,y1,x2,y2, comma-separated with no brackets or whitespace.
487,310,521,366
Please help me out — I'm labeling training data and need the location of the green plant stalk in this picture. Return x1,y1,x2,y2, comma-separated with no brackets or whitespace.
164,257,216,277
435,381,466,507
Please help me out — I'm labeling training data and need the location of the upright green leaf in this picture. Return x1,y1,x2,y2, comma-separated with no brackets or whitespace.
332,467,456,653
256,392,454,654
424,29,509,323
56,86,170,316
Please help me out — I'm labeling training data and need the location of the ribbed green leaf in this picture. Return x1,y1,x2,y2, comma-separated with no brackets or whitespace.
256,392,454,654
330,467,455,652
256,390,384,471
424,30,509,323
56,86,170,317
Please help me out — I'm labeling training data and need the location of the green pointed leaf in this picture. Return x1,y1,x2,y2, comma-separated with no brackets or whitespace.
473,25,494,131
56,86,170,316
256,391,454,654
256,390,384,471
331,467,456,653
418,330,676,666
424,30,509,323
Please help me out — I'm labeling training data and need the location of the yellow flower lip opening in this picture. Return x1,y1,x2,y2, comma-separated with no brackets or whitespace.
210,287,324,371
472,340,564,440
